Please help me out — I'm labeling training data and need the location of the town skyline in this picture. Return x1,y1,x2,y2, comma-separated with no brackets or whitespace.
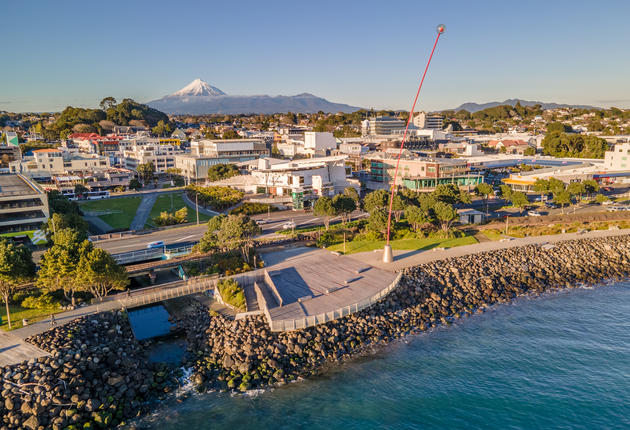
3,0,630,112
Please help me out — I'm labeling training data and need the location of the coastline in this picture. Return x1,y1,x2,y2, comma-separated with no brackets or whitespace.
1,233,629,429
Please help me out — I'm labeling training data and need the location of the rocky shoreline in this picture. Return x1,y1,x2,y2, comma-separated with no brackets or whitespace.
1,234,629,429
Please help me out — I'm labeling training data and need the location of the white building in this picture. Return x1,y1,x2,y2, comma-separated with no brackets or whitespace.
604,142,630,171
361,116,405,136
413,112,444,129
251,156,352,206
122,143,184,173
9,148,110,179
304,132,337,152
190,139,268,158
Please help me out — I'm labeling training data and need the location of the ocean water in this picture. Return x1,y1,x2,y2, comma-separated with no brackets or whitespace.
134,280,630,430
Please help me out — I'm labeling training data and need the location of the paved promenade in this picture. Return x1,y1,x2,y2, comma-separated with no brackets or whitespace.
0,332,49,367
349,229,630,272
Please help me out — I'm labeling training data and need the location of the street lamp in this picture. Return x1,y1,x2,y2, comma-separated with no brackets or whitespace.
383,24,445,263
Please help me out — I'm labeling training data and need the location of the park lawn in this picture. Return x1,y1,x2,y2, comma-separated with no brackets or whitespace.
327,235,478,255
144,193,211,228
0,304,64,331
480,229,505,241
80,197,142,230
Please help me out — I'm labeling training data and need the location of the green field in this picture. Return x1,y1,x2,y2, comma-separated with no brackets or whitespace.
1,304,64,331
327,235,478,254
144,193,211,228
80,197,142,230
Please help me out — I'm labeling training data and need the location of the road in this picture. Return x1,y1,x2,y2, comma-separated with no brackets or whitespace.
95,210,368,255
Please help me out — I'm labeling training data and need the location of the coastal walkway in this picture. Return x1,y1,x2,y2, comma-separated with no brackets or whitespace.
349,228,630,272
0,331,49,366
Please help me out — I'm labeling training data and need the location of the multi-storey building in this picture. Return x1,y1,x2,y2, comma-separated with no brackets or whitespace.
366,151,482,192
122,143,184,173
361,116,405,136
9,148,110,179
175,139,269,182
413,112,444,129
0,174,49,236
604,142,630,170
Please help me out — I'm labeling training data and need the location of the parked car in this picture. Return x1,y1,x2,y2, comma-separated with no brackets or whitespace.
256,219,269,225
146,240,165,249
545,202,558,209
606,206,628,212
527,211,542,217
603,200,614,205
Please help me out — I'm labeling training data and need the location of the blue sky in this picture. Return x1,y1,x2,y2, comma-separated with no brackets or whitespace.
3,0,630,112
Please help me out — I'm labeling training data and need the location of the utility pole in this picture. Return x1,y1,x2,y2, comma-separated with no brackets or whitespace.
195,192,199,225
505,215,509,235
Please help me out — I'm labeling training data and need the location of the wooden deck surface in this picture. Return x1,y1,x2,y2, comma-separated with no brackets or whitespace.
0,331,49,367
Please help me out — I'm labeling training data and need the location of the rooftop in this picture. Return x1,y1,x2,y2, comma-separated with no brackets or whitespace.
0,174,43,197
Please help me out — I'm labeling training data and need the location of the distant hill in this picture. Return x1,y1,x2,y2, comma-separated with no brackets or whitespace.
449,99,598,113
148,79,361,114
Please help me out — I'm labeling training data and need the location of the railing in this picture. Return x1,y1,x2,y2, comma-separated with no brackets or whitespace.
267,272,403,332
113,248,164,264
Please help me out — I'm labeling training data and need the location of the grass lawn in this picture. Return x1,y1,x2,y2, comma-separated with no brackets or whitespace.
480,229,505,241
327,235,478,255
1,304,64,331
144,193,211,228
80,197,142,230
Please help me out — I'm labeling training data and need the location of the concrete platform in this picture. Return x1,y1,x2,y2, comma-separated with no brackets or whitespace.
260,247,398,330
0,331,49,367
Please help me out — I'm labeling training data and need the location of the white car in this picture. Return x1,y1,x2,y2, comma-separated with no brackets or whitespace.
256,219,269,225
282,221,296,229
527,211,542,217
602,200,614,205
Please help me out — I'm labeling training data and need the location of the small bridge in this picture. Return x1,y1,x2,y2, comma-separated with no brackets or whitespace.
113,242,195,265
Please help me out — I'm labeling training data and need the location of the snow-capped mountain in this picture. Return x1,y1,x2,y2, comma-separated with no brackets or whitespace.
171,78,225,97
148,79,360,114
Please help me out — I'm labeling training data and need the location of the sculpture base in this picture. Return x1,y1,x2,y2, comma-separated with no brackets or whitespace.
382,244,393,263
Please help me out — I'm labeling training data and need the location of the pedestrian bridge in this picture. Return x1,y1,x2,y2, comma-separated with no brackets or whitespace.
113,242,195,265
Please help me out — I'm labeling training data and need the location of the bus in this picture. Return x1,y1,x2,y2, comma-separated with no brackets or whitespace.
86,191,110,200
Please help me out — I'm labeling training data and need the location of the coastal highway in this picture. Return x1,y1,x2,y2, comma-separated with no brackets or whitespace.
95,210,367,255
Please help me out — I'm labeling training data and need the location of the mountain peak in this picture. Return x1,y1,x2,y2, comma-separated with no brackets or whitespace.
172,79,226,97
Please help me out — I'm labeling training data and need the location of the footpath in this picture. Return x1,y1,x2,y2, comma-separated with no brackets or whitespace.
349,228,630,272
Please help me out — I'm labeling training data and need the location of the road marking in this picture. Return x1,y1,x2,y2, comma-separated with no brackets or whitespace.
174,234,196,242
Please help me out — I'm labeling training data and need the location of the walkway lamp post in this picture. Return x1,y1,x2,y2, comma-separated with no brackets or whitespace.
383,24,445,263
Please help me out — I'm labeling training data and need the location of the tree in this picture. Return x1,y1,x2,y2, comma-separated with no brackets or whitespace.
458,189,472,204
38,228,92,306
548,177,566,195
363,189,389,214
74,183,89,196
524,146,536,156
43,212,89,242
499,184,513,202
583,179,599,197
594,193,609,204
511,192,529,212
152,120,173,136
174,207,188,224
433,184,462,205
206,163,239,182
313,196,336,230
343,187,360,206
547,122,572,133
433,201,458,232
533,179,550,202
0,239,36,329
222,129,240,139
136,162,155,183
216,214,261,262
195,215,226,253
99,97,117,110
367,208,388,238
128,178,142,190
554,190,572,214
76,248,128,300
332,194,356,224
475,183,493,214
405,206,431,232
567,182,586,201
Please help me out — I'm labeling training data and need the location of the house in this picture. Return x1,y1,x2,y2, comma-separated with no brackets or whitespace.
458,208,487,225
487,139,533,155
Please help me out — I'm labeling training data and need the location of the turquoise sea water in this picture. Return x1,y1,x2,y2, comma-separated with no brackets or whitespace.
134,280,630,430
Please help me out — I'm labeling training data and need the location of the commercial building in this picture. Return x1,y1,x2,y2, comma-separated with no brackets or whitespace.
366,151,482,192
0,145,21,167
361,116,405,136
175,139,269,182
604,142,630,171
251,156,353,208
0,174,49,235
9,148,110,179
304,132,337,152
3,132,19,146
413,112,444,130
122,143,184,173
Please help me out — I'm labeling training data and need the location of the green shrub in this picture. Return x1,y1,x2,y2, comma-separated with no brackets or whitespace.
12,290,33,305
217,278,246,311
230,202,278,216
21,293,62,310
